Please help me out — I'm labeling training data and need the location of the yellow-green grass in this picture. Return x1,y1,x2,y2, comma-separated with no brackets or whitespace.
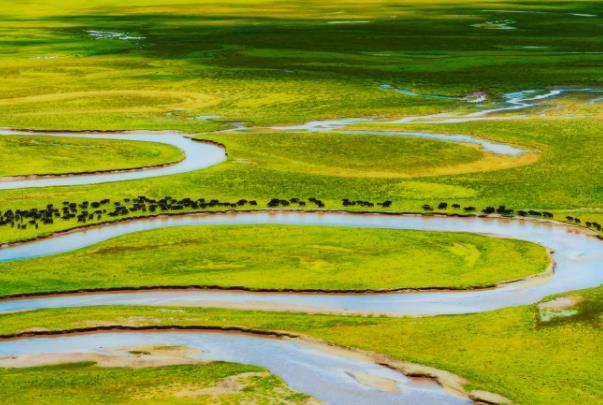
0,362,311,404
0,1,601,129
0,118,601,244
1,286,600,404
0,225,549,296
341,117,603,212
201,132,537,178
0,135,183,177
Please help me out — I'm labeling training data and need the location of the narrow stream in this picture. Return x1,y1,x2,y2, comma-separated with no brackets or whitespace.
270,121,529,155
0,122,530,190
0,130,226,189
380,84,603,117
0,87,599,190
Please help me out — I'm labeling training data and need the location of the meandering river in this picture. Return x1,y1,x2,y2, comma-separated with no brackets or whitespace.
0,91,600,404
0,130,226,189
0,121,531,189
0,329,469,404
1,212,601,316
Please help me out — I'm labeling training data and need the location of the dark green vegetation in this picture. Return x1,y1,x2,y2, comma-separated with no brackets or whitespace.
0,0,602,129
0,135,182,177
0,225,549,296
0,362,311,404
1,285,600,404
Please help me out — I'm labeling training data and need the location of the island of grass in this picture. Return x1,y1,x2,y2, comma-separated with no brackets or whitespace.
0,135,183,178
200,132,534,178
0,225,549,296
0,362,312,404
2,286,600,404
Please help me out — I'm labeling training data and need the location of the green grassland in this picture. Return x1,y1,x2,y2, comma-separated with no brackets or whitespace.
200,132,536,178
0,362,311,404
0,0,601,243
0,2,601,404
0,225,549,296
0,135,183,177
0,118,601,244
0,0,601,129
344,118,603,224
1,285,600,404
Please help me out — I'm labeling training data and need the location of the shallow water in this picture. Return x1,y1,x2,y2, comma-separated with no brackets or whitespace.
0,130,226,189
468,89,564,116
271,118,372,131
380,84,603,117
466,87,603,116
1,212,601,316
270,119,529,155
0,330,467,404
379,84,460,100
0,85,596,189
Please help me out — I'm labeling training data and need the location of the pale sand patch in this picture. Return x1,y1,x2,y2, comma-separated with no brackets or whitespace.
346,371,400,392
539,296,581,310
469,390,513,404
300,338,472,399
0,353,112,368
20,327,49,333
538,296,583,322
538,296,582,322
0,344,202,368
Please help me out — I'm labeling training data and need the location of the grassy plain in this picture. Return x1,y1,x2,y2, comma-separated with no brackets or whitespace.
1,286,600,404
0,225,548,296
0,135,182,177
0,0,600,242
0,0,601,130
0,2,601,404
0,362,311,404
0,118,601,244
345,118,603,224
200,131,537,178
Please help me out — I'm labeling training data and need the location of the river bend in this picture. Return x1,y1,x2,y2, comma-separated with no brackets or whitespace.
0,211,601,316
